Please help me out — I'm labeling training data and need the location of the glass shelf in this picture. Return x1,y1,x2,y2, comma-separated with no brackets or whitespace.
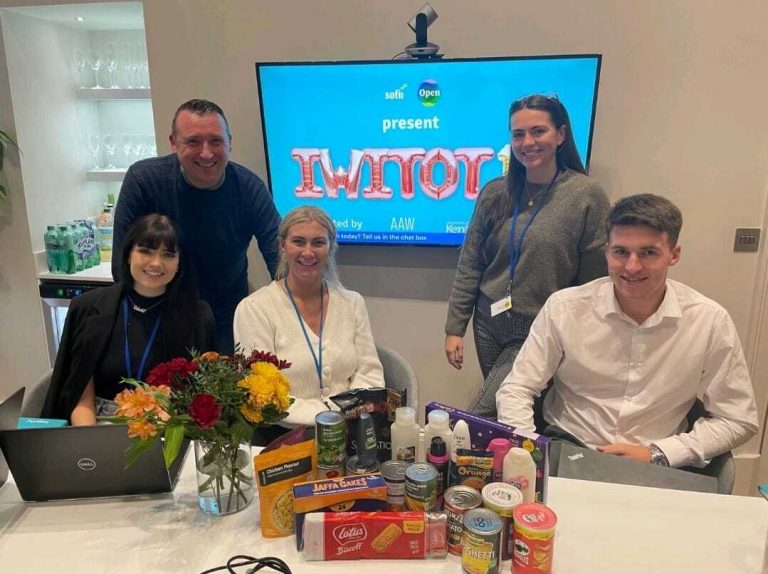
86,168,126,182
76,88,150,100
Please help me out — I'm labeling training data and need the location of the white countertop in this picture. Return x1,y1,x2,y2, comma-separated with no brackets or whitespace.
37,262,114,284
1,450,766,573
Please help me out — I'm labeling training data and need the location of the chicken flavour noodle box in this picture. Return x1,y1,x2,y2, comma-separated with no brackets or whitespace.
292,474,387,550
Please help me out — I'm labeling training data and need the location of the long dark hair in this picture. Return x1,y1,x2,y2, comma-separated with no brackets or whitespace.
120,214,204,355
485,95,587,232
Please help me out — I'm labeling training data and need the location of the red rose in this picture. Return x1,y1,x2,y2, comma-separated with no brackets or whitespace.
188,393,222,429
146,358,198,388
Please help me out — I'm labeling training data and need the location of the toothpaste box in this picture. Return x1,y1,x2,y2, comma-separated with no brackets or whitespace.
292,473,387,550
425,401,550,503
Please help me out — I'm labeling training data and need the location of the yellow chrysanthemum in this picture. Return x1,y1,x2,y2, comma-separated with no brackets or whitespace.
240,403,264,423
237,362,292,422
127,419,158,440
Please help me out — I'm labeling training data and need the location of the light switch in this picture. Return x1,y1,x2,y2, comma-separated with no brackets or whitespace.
733,228,761,252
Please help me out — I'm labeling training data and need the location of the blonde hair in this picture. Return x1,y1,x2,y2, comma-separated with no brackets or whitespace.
277,206,341,287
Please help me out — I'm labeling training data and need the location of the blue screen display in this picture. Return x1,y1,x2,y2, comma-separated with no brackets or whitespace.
256,55,601,246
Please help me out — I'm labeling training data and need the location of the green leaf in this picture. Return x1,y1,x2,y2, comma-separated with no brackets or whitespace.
162,424,185,468
124,435,159,468
229,415,253,444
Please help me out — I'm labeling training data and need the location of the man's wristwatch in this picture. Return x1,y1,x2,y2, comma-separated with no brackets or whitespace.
649,444,670,467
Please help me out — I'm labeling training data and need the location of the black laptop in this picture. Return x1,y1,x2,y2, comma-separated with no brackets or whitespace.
0,387,26,487
0,391,189,501
550,441,718,494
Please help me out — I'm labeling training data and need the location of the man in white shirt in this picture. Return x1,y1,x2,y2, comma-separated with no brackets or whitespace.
496,194,758,468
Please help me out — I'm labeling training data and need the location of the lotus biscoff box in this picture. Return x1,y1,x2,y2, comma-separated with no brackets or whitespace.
293,474,387,550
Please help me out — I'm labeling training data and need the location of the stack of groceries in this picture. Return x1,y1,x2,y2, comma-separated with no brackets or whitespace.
253,389,557,574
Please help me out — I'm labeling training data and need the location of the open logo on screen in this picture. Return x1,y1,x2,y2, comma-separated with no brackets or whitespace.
418,80,440,107
77,457,96,471
332,524,367,546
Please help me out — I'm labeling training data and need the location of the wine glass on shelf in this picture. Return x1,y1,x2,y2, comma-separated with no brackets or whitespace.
131,137,145,162
121,134,133,167
104,43,119,88
89,49,103,89
119,42,133,89
134,42,147,89
72,50,86,88
132,41,141,88
103,134,117,169
145,134,157,158
87,134,100,169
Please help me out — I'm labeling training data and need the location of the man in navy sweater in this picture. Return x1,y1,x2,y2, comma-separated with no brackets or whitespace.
113,99,280,354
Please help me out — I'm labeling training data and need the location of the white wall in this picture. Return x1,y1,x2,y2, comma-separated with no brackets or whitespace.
0,13,49,400
140,0,768,419
0,1,766,491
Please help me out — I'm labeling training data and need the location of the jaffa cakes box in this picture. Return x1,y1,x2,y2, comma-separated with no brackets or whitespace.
292,473,387,550
425,401,550,503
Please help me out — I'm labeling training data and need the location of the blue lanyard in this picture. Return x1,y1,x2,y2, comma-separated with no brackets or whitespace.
122,298,162,381
508,170,559,286
285,280,325,389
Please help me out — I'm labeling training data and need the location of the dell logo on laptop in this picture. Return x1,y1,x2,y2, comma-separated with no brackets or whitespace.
77,458,96,471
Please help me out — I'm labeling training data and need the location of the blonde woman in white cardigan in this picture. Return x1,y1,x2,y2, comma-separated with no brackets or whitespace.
234,206,384,432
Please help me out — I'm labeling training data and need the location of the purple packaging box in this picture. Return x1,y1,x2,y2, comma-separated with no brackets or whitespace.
425,401,550,503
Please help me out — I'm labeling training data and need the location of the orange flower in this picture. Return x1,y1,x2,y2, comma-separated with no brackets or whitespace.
127,419,158,440
198,351,220,362
115,387,162,418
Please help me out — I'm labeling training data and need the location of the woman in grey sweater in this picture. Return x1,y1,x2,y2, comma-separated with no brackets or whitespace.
445,95,610,418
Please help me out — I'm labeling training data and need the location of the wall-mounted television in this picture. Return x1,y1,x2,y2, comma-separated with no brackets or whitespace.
255,55,601,246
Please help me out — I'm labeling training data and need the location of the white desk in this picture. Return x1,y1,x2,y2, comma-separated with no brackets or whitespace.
1,453,766,574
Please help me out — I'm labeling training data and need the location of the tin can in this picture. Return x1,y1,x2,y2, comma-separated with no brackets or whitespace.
316,464,345,479
462,508,503,574
405,462,438,511
482,482,523,560
315,411,347,474
512,503,557,574
444,485,483,555
380,460,408,510
346,455,381,476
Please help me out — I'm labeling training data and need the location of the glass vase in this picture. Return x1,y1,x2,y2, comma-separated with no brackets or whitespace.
194,438,254,516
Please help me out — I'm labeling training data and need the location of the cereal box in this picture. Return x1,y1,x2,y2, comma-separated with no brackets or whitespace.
292,474,387,550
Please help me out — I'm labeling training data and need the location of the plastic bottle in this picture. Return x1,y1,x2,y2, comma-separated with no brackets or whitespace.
448,419,471,487
502,447,536,504
390,407,419,463
424,409,453,455
71,224,85,272
44,226,59,273
97,205,114,263
416,427,426,462
58,225,77,274
427,436,449,506
486,438,512,482
84,217,100,267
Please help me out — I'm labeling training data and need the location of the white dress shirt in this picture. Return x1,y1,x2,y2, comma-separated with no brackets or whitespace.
234,281,384,427
496,277,758,468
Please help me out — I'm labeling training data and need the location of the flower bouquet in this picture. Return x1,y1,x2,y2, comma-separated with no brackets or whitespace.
111,349,292,515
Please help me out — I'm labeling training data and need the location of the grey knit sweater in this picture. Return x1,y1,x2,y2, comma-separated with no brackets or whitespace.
445,169,610,336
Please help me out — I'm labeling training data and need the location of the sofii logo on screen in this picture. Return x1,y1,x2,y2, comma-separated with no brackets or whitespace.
418,80,440,106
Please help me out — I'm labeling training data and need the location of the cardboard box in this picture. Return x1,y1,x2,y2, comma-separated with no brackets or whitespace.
425,401,550,502
292,474,387,550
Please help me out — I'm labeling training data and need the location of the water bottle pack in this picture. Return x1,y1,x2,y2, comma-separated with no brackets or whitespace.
44,219,101,274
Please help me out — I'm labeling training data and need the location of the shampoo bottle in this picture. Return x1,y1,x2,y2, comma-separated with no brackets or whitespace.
391,407,419,463
502,447,536,503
